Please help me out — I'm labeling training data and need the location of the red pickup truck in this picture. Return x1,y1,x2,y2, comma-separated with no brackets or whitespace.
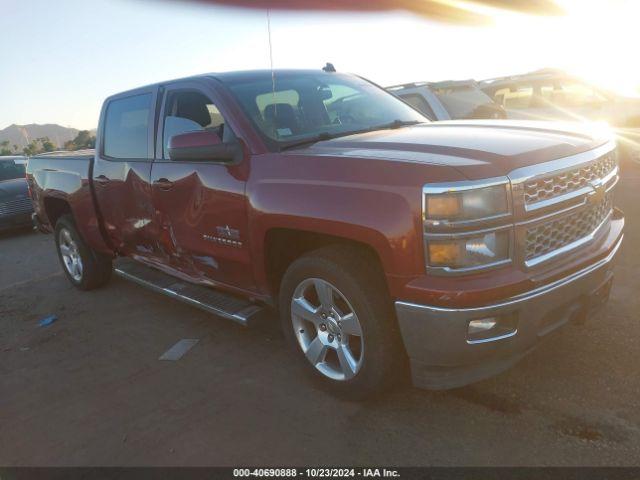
27,69,624,398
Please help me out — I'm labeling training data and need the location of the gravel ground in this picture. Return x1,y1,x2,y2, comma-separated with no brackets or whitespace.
1,161,639,466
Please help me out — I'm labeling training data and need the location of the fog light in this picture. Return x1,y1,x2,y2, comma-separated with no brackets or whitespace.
467,314,518,344
468,317,498,335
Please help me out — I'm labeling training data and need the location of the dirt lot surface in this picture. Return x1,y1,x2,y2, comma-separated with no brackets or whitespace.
1,161,639,467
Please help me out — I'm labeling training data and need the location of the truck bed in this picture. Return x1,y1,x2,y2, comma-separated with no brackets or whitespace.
26,149,111,254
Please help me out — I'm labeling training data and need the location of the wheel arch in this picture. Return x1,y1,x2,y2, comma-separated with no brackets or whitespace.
43,196,73,229
263,227,389,300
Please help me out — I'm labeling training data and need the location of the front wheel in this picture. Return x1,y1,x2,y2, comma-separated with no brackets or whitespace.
290,277,365,382
55,214,112,290
279,246,406,399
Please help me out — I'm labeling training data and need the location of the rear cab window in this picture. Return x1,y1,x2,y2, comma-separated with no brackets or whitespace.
103,93,152,159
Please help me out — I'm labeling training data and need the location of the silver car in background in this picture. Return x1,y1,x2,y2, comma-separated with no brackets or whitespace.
387,79,506,121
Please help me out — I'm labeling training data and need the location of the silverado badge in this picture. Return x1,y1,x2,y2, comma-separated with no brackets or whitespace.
203,225,242,247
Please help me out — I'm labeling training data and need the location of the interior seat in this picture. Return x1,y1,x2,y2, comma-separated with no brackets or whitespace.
264,103,300,135
176,92,212,128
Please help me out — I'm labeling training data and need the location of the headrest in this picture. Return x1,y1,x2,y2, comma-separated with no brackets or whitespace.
176,93,212,128
264,103,296,122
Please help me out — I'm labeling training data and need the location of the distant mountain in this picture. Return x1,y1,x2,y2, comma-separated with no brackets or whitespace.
0,124,95,150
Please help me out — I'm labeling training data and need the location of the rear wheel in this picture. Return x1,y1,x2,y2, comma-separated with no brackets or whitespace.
55,215,112,290
279,245,406,399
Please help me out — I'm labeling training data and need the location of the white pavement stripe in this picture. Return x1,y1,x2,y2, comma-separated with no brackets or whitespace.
159,339,199,361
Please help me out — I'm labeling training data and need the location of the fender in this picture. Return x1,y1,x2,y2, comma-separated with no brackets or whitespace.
28,156,112,255
246,152,466,296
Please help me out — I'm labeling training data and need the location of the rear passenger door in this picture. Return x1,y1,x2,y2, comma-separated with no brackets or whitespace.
93,88,161,261
150,81,254,291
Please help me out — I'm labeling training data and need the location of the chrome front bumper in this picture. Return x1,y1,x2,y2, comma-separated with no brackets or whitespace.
395,231,623,390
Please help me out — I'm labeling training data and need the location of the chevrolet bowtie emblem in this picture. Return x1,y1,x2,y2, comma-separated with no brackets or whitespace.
587,183,606,205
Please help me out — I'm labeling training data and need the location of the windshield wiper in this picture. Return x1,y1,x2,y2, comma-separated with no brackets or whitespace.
279,120,423,151
280,132,335,151
370,119,423,130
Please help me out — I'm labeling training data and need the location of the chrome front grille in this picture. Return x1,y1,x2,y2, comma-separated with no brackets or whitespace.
524,153,616,205
0,196,33,216
524,193,613,264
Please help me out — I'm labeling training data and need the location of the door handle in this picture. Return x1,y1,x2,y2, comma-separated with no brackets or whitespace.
94,174,110,186
153,178,174,190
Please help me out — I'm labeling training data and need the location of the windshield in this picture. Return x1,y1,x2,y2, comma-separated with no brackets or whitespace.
433,85,496,119
0,159,26,181
226,72,428,148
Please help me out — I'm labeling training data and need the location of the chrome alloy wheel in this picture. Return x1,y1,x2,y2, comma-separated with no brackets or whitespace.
59,228,83,282
291,278,364,381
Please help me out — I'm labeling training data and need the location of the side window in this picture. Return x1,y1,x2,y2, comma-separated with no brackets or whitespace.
162,91,234,158
103,93,152,159
398,94,436,120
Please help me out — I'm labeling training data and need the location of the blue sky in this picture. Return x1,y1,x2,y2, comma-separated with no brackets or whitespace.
2,0,638,130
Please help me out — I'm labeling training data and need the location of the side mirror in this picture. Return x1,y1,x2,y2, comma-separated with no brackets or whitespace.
167,130,242,163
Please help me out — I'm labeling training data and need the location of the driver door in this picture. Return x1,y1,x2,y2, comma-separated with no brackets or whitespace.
150,82,254,291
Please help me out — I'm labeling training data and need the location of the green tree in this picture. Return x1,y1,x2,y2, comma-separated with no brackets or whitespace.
61,130,96,152
23,140,39,156
40,137,56,152
0,140,11,156
71,130,95,149
22,137,56,156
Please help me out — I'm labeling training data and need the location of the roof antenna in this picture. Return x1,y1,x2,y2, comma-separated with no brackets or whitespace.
323,63,336,73
266,9,277,123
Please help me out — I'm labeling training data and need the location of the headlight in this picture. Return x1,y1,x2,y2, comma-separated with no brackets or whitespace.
426,230,511,270
423,178,513,273
424,181,510,225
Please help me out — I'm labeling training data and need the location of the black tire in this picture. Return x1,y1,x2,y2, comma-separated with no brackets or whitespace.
54,214,112,290
279,245,407,399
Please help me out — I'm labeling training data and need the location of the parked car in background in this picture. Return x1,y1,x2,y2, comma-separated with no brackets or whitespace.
479,69,640,162
0,156,33,231
28,68,623,398
387,79,506,120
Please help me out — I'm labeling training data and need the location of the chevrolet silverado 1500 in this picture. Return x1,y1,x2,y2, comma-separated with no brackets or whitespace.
27,69,624,398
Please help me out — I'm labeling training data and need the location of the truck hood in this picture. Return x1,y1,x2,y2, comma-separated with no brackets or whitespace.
0,178,29,202
302,120,612,180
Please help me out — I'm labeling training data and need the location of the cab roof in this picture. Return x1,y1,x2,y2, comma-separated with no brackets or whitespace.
110,69,348,99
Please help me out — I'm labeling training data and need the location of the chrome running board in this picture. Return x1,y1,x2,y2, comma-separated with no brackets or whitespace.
114,258,264,327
